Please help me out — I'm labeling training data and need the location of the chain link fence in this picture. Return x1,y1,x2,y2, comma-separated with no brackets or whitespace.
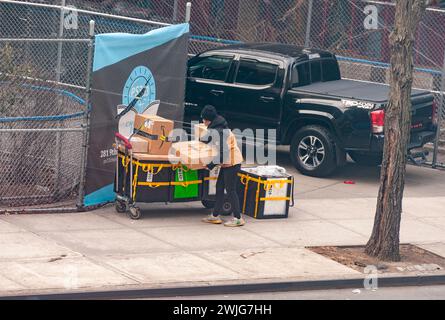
0,0,178,211
1,0,444,211
0,1,92,210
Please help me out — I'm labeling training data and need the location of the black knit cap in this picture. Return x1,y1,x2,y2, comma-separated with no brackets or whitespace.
201,105,218,122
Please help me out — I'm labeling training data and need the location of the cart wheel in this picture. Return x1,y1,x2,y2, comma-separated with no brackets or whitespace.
202,197,233,216
221,200,233,216
201,200,216,209
115,201,127,213
128,206,142,220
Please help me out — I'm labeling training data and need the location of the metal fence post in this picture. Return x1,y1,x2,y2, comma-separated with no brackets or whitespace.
53,0,66,198
432,54,445,168
304,0,314,48
185,2,192,23
77,20,95,209
56,0,65,83
173,0,179,22
54,0,66,201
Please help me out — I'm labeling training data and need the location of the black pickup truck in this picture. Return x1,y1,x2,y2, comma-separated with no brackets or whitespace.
184,43,437,177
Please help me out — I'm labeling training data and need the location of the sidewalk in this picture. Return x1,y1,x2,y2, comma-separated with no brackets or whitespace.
0,162,445,296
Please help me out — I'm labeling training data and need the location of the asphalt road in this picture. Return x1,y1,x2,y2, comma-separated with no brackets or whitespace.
159,285,445,300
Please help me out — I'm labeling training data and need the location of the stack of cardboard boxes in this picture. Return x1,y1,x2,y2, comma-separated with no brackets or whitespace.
130,114,175,160
129,115,217,168
117,114,218,204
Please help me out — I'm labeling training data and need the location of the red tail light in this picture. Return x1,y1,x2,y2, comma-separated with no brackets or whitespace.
432,100,438,126
371,110,385,134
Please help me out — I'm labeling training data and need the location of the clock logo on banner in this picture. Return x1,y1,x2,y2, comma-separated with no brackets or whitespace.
122,66,156,113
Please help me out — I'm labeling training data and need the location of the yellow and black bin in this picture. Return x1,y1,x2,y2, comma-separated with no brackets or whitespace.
116,152,173,204
237,168,294,219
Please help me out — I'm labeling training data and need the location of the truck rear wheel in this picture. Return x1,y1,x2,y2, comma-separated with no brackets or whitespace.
290,125,338,177
349,152,382,166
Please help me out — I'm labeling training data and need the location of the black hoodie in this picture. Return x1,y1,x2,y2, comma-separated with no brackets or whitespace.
200,115,231,168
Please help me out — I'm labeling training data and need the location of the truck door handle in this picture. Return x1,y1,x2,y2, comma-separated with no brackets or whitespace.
260,96,276,102
210,90,224,96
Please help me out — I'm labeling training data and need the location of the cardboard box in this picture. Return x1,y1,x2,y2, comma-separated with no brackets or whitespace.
171,141,218,170
194,123,208,141
133,114,174,155
132,153,180,163
129,135,150,153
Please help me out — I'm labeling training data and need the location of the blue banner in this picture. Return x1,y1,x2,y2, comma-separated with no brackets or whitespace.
83,23,189,207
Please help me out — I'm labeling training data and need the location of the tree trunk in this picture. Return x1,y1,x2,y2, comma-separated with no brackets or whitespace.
365,0,427,261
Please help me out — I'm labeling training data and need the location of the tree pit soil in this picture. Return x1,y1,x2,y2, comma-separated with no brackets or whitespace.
309,244,445,274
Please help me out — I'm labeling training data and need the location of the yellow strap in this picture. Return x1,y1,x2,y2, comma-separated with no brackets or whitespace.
132,162,140,202
172,164,190,172
119,154,136,170
263,180,292,191
119,153,173,171
138,182,170,188
204,177,218,181
141,164,152,173
136,161,171,169
138,180,202,188
141,164,165,175
238,173,247,179
121,155,131,170
242,179,249,214
259,197,291,202
254,181,261,219
237,173,292,186
171,180,203,187
154,165,164,175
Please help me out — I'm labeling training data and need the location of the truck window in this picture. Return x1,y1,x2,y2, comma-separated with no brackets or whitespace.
235,59,278,86
322,59,341,81
310,61,322,83
188,55,233,82
292,63,310,87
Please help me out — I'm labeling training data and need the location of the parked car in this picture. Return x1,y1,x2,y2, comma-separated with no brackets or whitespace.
184,43,437,177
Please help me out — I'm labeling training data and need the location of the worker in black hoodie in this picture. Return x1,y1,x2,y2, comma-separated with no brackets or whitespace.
199,105,245,227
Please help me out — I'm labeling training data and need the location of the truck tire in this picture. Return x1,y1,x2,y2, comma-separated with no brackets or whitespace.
349,152,382,166
290,125,338,177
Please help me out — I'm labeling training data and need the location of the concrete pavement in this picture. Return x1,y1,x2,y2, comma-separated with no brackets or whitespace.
0,158,445,297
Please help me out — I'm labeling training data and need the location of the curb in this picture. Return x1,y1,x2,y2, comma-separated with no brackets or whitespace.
2,274,445,300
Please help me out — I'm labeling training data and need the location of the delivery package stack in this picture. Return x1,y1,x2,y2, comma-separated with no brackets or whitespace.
117,115,218,203
116,114,175,203
237,166,294,219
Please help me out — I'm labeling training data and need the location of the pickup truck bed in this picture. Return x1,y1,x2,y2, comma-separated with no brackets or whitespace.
293,79,427,103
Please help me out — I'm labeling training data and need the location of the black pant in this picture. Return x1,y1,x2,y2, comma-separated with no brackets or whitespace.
213,164,242,219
